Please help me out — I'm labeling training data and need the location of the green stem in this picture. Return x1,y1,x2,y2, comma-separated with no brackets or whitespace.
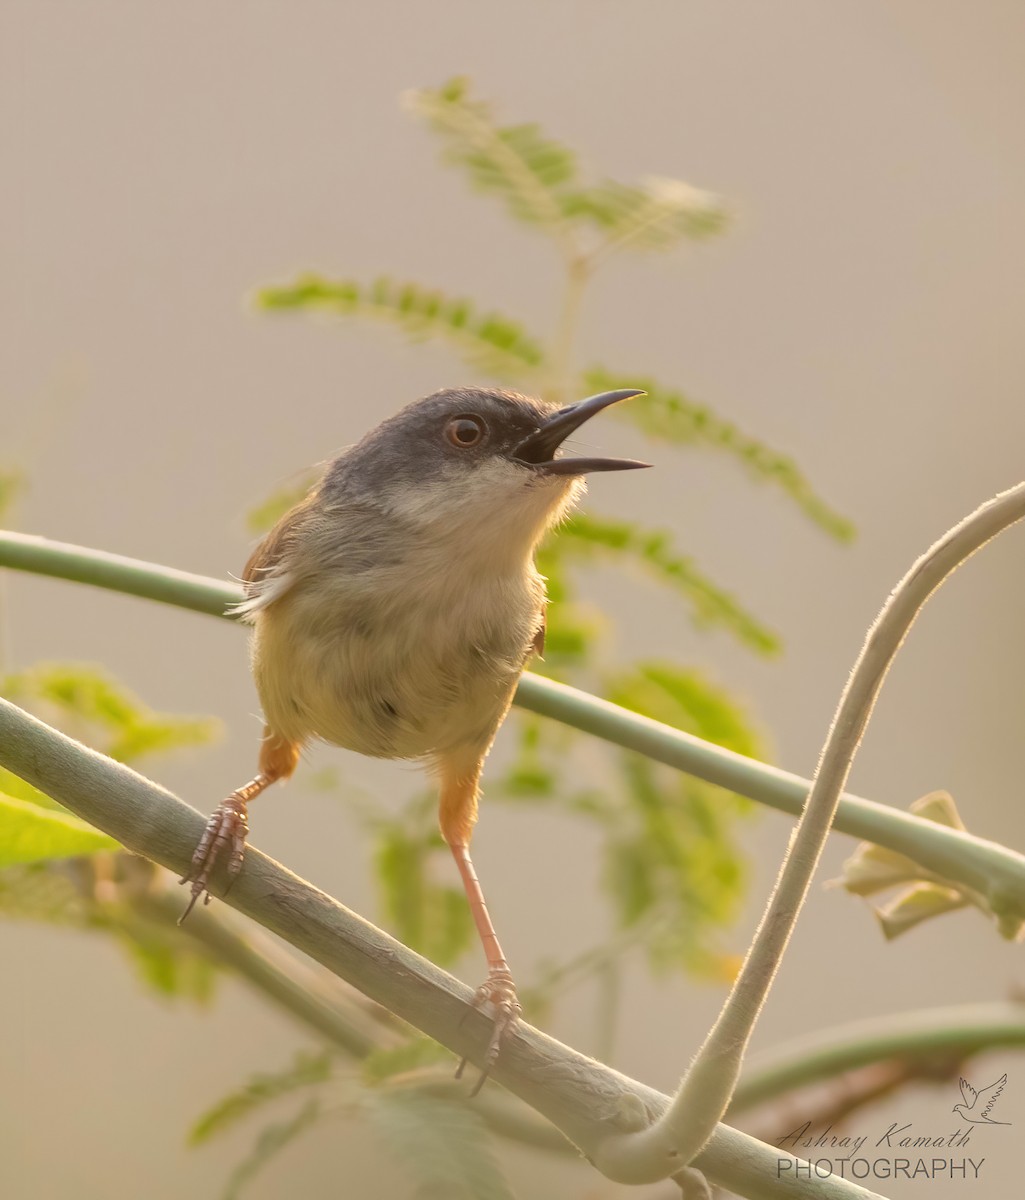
731,1001,1025,1113
0,695,880,1200
2,530,1023,913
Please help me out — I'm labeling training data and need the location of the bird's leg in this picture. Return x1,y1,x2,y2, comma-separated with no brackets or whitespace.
179,727,300,922
438,757,521,1094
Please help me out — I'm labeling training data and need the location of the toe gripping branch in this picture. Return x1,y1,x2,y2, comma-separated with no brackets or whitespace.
456,967,522,1097
178,786,257,923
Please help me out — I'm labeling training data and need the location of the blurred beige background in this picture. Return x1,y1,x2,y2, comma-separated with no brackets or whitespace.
3,2,1025,1197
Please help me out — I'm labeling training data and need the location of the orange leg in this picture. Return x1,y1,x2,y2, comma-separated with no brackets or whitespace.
438,755,521,1094
179,727,300,922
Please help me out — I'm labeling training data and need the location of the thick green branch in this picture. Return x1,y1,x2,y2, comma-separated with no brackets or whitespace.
2,530,1023,913
0,696,881,1200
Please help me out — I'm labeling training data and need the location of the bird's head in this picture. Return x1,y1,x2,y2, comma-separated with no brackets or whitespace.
331,386,649,560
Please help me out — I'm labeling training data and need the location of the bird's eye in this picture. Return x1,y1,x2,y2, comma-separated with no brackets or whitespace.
445,414,488,448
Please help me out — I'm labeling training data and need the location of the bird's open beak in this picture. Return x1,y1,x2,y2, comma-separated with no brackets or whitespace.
513,388,650,475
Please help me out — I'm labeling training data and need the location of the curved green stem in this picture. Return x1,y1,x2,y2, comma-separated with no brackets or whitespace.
592,481,1025,1183
2,529,1023,914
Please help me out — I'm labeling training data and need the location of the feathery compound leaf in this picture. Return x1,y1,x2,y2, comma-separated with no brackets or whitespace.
584,368,856,542
256,275,544,381
556,512,780,655
404,77,575,237
367,1091,517,1200
565,177,728,253
189,1051,333,1146
3,664,221,765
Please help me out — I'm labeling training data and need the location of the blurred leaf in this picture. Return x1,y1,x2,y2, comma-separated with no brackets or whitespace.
875,884,969,940
256,275,544,381
118,924,217,1005
362,1036,452,1086
836,790,1025,941
585,368,855,542
405,76,575,236
245,470,319,535
367,1091,517,1200
3,664,221,764
0,469,25,520
190,1051,333,1146
221,1099,323,1200
565,177,728,252
610,662,764,759
0,793,118,866
835,841,924,898
556,512,780,655
601,665,762,972
374,823,474,966
0,861,87,923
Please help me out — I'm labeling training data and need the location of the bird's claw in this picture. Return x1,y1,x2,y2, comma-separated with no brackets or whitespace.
178,793,250,923
455,968,521,1096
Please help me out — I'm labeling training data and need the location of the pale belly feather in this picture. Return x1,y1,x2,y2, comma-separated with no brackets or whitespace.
251,564,542,762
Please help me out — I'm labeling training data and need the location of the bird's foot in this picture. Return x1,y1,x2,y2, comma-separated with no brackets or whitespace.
178,792,250,923
456,967,522,1096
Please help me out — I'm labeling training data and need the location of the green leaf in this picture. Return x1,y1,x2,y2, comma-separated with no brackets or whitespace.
221,1099,323,1200
367,1091,517,1200
565,177,728,253
0,793,119,866
554,512,780,655
3,664,221,764
404,77,575,237
584,368,856,542
190,1051,333,1146
256,275,544,381
374,823,473,967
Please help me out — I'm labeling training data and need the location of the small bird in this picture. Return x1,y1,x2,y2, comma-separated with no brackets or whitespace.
952,1074,1011,1124
180,385,647,1081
